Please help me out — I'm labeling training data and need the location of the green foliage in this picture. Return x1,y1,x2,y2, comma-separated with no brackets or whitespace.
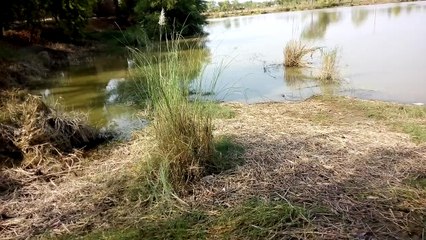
48,0,95,38
129,37,214,195
134,0,207,39
0,0,95,39
207,135,245,174
216,198,309,238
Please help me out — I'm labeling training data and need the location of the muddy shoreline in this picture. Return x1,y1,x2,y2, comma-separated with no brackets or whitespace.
0,41,101,89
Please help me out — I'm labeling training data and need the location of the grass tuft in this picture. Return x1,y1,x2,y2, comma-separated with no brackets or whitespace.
284,40,319,67
317,48,340,83
129,36,216,195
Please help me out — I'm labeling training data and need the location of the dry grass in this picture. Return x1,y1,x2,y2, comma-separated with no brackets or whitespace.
191,98,426,239
0,90,101,169
0,137,147,240
317,48,340,83
1,97,425,239
284,40,319,68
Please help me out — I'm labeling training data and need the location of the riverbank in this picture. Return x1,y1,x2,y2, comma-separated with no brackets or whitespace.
1,96,424,239
205,0,416,19
0,38,106,89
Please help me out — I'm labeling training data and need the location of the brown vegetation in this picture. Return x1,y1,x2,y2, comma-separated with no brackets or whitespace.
284,40,319,68
1,97,424,239
0,91,103,169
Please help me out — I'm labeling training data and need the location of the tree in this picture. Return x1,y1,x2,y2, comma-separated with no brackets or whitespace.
47,0,95,38
135,0,207,39
0,0,95,40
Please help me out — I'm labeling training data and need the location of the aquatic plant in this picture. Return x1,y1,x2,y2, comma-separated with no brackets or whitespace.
284,40,319,67
317,48,340,83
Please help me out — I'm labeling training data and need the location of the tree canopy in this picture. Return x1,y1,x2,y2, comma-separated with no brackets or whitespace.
0,0,95,39
0,0,207,41
135,0,207,39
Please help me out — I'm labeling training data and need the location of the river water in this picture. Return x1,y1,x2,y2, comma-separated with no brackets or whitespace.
35,2,426,133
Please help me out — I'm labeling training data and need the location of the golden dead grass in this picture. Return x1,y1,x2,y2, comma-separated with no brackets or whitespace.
0,90,101,169
0,97,425,239
0,134,149,240
193,98,426,239
284,40,319,67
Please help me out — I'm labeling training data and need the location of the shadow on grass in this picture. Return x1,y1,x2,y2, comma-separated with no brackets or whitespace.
206,135,245,175
74,198,309,240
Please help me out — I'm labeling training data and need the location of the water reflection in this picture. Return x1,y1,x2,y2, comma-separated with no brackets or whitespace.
351,8,369,27
32,38,211,138
204,1,426,104
284,67,313,89
388,5,402,17
302,12,341,40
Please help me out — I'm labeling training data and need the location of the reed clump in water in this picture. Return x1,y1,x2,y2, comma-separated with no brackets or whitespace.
0,90,101,168
317,48,340,83
284,40,319,67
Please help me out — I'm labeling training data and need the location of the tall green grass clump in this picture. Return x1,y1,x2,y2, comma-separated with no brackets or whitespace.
318,48,340,83
284,40,319,67
130,36,214,195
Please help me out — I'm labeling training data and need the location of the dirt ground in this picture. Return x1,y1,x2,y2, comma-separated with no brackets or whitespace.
0,97,425,239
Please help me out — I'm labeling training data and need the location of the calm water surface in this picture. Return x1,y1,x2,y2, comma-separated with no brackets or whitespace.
204,2,426,103
35,2,426,131
36,56,147,138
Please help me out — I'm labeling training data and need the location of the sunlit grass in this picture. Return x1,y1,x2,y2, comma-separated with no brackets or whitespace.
318,96,426,143
284,40,319,67
72,198,309,240
128,36,220,199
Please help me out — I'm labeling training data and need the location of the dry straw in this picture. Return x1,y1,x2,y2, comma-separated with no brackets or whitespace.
0,90,100,168
284,40,319,67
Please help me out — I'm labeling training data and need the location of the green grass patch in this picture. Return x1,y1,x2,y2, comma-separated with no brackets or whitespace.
66,229,140,240
318,97,426,143
404,176,426,189
201,102,235,119
70,198,309,240
402,124,426,143
214,198,310,239
138,211,209,239
206,135,245,174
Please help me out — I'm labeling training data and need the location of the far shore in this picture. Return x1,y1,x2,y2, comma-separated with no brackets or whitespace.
204,0,417,19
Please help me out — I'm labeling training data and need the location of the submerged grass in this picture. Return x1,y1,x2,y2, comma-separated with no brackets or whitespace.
317,48,340,83
283,40,319,68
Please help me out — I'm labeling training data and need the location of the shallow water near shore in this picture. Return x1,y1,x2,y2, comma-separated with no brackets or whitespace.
33,2,426,131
